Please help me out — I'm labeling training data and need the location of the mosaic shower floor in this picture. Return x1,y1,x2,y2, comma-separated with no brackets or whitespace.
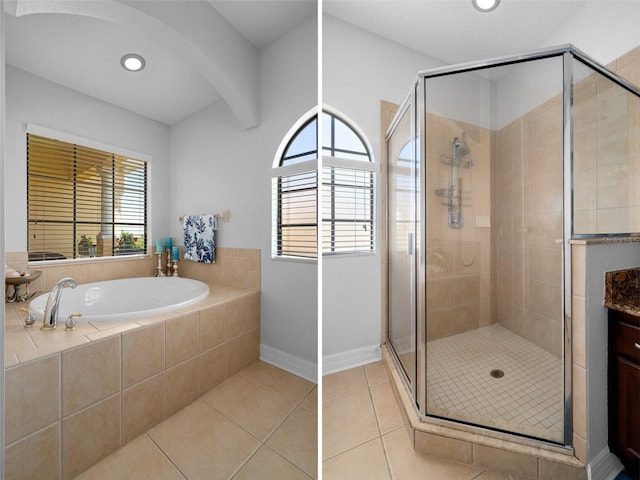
426,324,564,442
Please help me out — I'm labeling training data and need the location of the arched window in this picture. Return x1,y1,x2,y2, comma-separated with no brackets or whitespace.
271,107,374,259
272,109,318,259
322,109,375,255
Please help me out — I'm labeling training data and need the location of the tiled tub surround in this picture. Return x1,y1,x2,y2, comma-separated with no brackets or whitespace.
4,248,261,479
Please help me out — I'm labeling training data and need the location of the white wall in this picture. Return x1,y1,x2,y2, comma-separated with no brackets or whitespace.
540,1,640,66
169,16,318,382
4,66,171,252
322,3,640,373
322,15,443,372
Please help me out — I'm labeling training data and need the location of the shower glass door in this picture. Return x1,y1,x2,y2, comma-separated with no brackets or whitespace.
387,94,417,393
422,56,566,443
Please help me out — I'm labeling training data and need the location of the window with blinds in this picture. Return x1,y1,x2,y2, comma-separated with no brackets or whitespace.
27,133,148,261
272,116,318,259
322,111,374,255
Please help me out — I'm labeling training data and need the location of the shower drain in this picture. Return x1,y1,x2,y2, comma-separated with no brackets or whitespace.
490,369,505,379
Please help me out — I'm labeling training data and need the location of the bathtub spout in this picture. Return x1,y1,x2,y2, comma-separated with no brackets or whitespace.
42,277,77,330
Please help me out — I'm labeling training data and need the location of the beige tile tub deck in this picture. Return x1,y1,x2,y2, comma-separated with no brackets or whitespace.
4,281,262,480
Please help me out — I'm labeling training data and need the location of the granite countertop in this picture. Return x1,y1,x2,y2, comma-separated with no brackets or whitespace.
604,268,640,316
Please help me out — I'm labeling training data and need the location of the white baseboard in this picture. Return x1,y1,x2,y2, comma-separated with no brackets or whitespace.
323,344,382,376
588,446,624,480
260,344,317,384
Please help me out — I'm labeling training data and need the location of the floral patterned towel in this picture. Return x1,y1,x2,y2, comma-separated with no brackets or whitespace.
183,214,216,263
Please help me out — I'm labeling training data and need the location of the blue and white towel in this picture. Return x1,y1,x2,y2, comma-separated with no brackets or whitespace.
183,214,217,263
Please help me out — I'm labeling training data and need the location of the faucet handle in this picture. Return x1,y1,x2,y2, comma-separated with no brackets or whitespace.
65,313,82,331
20,307,36,328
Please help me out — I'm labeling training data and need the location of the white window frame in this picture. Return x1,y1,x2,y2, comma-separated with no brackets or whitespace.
321,107,376,256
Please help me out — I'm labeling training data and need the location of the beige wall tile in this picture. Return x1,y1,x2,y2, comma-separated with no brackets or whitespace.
5,423,60,480
572,365,587,439
165,312,199,367
122,323,165,388
225,327,260,377
426,278,453,310
571,296,587,369
165,357,200,417
573,432,587,464
199,303,227,350
5,354,60,444
414,431,472,465
473,444,537,480
62,394,121,480
539,458,586,480
62,337,120,416
122,373,165,444
199,344,227,394
225,293,260,340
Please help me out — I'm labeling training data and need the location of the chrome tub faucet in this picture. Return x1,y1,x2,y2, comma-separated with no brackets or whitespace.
42,277,77,330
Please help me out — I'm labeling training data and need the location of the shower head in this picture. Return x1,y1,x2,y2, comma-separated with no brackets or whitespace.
453,137,470,157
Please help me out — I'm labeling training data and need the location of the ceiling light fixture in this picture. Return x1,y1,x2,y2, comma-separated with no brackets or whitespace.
120,53,146,72
472,0,500,12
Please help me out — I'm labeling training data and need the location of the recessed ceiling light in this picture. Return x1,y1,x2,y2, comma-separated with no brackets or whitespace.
472,0,500,12
120,53,146,72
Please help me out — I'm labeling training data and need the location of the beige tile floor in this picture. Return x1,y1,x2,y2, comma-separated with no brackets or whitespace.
322,362,517,480
74,360,317,480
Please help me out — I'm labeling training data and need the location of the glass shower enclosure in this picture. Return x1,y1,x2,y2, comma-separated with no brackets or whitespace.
386,45,640,445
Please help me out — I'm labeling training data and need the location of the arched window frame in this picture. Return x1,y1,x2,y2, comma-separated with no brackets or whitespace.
271,107,318,260
321,106,376,256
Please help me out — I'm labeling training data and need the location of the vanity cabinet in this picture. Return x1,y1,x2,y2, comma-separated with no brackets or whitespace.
608,309,640,477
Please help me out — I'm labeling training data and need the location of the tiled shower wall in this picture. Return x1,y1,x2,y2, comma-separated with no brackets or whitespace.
425,114,495,341
494,97,564,358
573,47,640,234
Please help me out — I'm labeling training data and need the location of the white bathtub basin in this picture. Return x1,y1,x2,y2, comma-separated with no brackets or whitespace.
28,277,210,322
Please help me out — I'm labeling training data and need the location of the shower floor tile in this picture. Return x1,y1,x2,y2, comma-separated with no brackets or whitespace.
426,324,564,442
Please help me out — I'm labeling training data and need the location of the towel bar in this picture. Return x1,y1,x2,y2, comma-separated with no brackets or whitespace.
178,209,230,223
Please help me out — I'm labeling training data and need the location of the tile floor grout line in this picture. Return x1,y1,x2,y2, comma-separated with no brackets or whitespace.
144,432,190,480
378,426,396,480
200,386,314,473
225,442,263,480
199,398,267,445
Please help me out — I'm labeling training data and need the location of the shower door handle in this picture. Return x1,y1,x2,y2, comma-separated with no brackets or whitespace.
407,232,414,256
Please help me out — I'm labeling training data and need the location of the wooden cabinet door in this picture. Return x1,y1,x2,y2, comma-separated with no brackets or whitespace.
616,355,640,476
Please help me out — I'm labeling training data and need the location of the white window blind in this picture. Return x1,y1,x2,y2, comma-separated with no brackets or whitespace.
322,166,374,254
27,133,148,261
322,110,375,255
272,115,318,259
272,168,318,259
